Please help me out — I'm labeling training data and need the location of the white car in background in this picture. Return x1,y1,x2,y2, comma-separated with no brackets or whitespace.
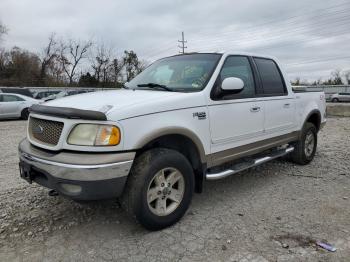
0,93,40,120
330,93,350,102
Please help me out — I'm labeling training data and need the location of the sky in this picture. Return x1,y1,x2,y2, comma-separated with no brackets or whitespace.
0,0,349,82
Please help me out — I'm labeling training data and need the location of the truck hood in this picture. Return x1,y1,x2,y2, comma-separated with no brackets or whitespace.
44,89,206,121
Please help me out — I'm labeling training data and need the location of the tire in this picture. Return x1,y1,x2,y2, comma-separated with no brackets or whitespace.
332,98,339,103
121,148,194,230
21,108,30,120
290,122,317,165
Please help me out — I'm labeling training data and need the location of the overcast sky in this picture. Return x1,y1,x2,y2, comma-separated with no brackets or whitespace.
1,0,349,81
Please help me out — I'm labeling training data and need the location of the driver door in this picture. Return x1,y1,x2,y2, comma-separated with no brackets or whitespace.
208,56,264,166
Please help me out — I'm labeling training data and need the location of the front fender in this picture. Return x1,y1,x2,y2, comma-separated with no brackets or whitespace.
120,108,210,163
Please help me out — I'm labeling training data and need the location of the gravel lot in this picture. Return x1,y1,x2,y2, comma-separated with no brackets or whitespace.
0,118,349,261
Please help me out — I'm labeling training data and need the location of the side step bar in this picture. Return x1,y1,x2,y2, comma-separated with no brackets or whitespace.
206,146,294,180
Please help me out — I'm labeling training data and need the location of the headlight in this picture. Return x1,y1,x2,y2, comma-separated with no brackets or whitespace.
67,124,121,146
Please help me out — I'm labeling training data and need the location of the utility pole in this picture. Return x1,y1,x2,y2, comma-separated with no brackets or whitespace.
178,31,187,54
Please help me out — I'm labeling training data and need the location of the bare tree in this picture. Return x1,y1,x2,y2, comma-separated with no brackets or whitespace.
343,70,350,85
331,69,343,85
291,77,301,86
39,33,58,86
0,48,8,70
59,39,92,85
123,50,141,81
90,43,112,85
110,58,124,84
47,57,65,85
0,47,41,86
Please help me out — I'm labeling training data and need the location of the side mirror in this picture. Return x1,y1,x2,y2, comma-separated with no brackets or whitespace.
221,77,244,92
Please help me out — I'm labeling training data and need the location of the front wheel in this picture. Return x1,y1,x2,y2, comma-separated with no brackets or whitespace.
121,148,194,230
290,122,317,165
21,108,30,120
332,98,339,103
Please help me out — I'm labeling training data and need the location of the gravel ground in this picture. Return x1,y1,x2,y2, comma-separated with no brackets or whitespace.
0,118,349,261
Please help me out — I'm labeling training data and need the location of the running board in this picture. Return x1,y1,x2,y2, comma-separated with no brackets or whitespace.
206,146,294,180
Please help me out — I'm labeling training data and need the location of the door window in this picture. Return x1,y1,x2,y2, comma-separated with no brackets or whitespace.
254,58,287,96
215,56,256,99
2,95,25,102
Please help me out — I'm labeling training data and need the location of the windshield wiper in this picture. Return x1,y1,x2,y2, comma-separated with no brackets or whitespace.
137,83,173,92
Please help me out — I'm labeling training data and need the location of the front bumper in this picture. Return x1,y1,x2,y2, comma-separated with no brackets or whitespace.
18,139,135,200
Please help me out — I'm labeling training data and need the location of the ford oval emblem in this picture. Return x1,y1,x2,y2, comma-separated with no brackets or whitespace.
33,125,44,134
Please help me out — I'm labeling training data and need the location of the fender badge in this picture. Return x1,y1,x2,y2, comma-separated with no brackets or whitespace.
193,112,206,120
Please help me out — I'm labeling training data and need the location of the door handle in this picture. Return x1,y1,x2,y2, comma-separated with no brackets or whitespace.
250,106,261,112
283,103,291,108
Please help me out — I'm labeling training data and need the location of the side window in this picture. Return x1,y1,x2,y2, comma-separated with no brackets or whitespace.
254,58,286,96
2,95,25,102
0,95,3,102
218,56,255,99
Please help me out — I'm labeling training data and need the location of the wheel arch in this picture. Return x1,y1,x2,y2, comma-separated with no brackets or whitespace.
20,107,30,119
303,109,321,132
134,128,207,193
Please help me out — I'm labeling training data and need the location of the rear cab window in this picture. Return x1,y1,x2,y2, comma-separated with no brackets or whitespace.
253,57,287,96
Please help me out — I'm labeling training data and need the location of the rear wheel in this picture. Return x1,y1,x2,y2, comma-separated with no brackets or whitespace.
290,122,317,165
332,98,339,103
21,108,30,120
121,148,194,230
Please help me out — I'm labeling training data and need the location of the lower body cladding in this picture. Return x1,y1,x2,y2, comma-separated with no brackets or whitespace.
18,139,135,200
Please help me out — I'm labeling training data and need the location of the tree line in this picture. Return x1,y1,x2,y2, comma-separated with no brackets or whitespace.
291,69,350,86
0,23,147,88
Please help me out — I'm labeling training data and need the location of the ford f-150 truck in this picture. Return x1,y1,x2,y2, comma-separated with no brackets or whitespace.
18,52,326,230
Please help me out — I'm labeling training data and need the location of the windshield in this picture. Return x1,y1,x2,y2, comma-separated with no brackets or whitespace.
127,53,221,92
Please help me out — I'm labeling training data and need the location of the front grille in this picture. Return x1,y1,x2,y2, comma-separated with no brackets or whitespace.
29,117,64,146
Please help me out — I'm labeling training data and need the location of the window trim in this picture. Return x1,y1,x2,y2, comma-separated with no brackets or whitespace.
252,56,288,97
210,55,258,101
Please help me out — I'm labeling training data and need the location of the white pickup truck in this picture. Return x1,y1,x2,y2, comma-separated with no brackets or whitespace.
18,52,326,230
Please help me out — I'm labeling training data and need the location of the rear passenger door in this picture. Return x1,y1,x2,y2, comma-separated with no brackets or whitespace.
253,57,296,135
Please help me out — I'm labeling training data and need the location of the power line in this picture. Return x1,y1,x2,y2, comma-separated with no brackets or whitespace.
178,31,187,54
141,1,349,55
189,13,350,49
192,16,350,48
140,1,350,59
135,2,350,65
287,55,350,67
189,1,350,42
188,16,350,53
